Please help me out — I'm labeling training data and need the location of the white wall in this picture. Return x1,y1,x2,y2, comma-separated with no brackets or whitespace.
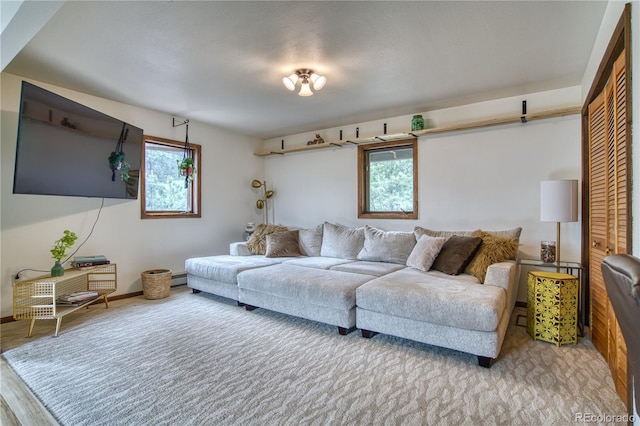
1,72,265,318
263,87,583,302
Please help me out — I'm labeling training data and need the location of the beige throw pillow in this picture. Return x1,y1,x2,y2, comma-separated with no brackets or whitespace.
320,222,364,259
406,234,447,272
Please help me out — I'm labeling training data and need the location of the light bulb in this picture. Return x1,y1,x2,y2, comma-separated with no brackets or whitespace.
298,81,313,96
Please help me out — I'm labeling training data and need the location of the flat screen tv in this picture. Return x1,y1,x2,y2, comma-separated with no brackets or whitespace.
13,81,143,199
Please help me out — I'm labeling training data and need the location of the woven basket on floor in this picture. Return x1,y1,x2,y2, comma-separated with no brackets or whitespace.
141,269,172,300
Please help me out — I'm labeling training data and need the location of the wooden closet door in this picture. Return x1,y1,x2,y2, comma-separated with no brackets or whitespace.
588,50,628,405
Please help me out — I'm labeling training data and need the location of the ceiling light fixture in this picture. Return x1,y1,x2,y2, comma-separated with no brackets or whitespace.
282,69,326,96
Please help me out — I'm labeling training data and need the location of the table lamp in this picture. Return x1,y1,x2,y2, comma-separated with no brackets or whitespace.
540,180,579,263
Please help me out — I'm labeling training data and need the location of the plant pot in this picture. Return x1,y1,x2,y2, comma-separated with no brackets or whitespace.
181,167,192,176
51,261,64,277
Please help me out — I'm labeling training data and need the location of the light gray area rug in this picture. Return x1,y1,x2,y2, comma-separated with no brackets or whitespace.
3,287,626,425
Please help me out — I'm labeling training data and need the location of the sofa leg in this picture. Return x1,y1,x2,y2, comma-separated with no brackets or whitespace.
244,304,258,311
477,356,493,368
361,329,376,338
338,327,348,335
191,289,201,294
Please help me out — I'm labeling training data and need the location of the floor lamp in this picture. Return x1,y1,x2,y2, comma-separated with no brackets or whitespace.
540,180,579,263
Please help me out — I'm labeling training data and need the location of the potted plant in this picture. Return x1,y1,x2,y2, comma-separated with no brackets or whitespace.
177,157,196,186
109,151,131,182
50,230,78,277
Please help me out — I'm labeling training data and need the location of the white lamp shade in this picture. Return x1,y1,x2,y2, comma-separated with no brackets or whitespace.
298,81,313,96
282,74,297,91
540,180,579,222
310,74,326,90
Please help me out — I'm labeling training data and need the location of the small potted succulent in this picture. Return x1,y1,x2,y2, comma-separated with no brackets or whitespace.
50,230,78,277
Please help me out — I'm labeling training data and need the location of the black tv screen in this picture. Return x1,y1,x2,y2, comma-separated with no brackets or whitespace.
13,81,143,199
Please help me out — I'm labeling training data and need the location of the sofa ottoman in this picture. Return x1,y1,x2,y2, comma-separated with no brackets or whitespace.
186,255,288,301
356,267,511,366
237,263,376,334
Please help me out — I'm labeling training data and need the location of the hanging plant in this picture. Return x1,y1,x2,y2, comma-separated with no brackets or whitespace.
108,123,130,181
109,151,130,181
177,157,196,187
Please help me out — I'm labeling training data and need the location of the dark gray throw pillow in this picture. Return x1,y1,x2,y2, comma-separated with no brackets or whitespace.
432,235,482,275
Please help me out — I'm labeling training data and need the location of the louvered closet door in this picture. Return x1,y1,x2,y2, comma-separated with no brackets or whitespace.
588,50,628,405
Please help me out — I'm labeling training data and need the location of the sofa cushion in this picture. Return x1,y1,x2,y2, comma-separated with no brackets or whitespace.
414,227,477,239
298,224,323,257
265,230,302,258
406,234,447,272
185,255,284,284
284,257,354,270
320,222,364,260
432,235,482,275
465,231,519,283
330,261,406,277
246,224,289,255
356,268,506,332
238,264,375,310
356,225,416,265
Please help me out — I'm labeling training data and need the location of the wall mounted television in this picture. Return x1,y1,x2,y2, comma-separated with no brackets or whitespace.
13,81,143,200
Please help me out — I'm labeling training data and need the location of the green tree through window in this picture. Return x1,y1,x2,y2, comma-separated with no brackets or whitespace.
358,139,417,219
141,136,201,219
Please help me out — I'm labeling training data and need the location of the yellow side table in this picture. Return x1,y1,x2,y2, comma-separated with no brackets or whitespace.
527,270,578,346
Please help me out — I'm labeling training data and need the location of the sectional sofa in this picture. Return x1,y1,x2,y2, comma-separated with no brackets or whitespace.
185,222,520,367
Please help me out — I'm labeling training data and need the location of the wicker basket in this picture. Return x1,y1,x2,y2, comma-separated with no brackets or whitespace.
141,269,172,300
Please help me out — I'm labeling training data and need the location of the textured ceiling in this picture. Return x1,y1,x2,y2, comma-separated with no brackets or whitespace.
3,1,608,139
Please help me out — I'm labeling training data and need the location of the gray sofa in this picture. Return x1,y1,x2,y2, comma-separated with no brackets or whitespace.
185,222,520,367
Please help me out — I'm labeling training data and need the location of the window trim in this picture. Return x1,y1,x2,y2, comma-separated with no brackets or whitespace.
140,134,201,219
357,138,418,219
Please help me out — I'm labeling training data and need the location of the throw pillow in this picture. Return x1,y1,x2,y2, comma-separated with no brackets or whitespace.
432,235,482,275
320,222,365,259
406,234,447,272
265,230,302,258
298,224,323,257
357,225,417,264
466,230,519,283
246,224,289,255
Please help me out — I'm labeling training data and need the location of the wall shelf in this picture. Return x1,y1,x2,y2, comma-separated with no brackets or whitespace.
254,106,581,157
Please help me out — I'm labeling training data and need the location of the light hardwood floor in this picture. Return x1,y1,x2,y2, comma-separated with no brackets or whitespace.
1,293,149,425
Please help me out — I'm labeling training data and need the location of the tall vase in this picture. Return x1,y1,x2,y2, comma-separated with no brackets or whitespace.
51,261,64,277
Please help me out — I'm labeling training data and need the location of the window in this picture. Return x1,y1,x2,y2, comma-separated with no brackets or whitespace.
358,138,417,219
141,135,201,219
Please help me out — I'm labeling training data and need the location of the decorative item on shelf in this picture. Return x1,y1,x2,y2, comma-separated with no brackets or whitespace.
251,179,276,225
244,222,256,241
540,179,579,263
411,114,425,131
108,123,131,182
50,230,78,277
540,241,557,263
307,134,325,146
173,118,195,188
282,69,326,96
